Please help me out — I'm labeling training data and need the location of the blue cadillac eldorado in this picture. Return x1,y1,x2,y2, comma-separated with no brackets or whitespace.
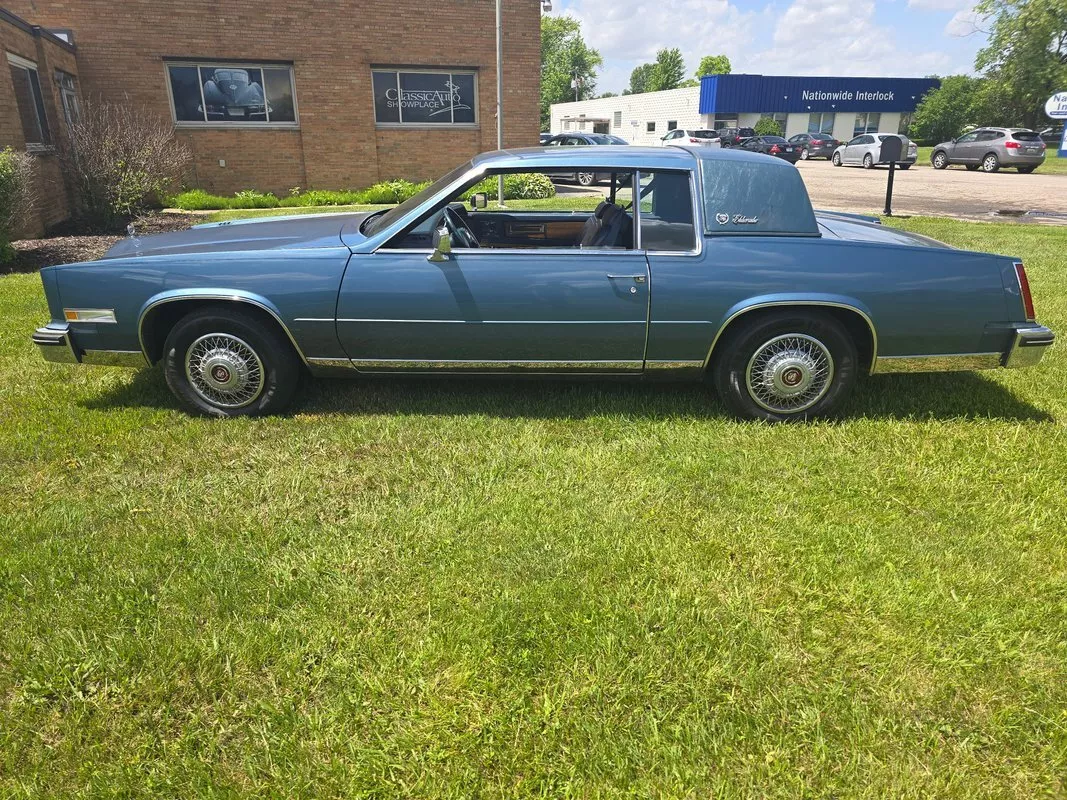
32,146,1054,421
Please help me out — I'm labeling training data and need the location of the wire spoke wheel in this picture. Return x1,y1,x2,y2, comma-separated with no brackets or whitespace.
184,333,265,408
745,333,834,414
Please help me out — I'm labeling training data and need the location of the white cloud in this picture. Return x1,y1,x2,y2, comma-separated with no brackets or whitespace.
945,8,983,36
907,0,970,10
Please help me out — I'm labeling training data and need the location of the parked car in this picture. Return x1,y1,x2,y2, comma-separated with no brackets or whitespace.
541,133,628,185
832,133,918,169
930,128,1047,173
718,127,756,147
659,129,720,147
788,132,841,160
740,135,801,163
33,145,1054,422
539,132,554,145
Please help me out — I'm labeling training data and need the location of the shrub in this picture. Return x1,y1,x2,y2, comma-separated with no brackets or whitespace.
170,189,232,211
62,100,192,231
462,173,555,201
0,147,37,262
753,117,783,137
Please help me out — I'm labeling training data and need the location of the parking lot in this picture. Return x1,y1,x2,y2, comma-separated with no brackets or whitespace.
796,159,1067,222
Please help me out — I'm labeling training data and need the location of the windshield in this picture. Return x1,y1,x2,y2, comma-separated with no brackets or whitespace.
1011,131,1041,141
362,160,474,236
739,128,756,137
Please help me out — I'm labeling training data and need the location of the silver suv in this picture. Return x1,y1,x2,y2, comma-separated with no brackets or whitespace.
931,128,1047,173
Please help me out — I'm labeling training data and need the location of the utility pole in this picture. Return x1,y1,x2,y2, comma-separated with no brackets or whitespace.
495,0,506,208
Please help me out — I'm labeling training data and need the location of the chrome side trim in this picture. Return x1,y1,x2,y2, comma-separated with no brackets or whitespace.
350,359,643,372
703,301,879,374
872,353,1001,374
306,357,357,369
137,295,311,368
645,360,704,370
82,350,149,367
1003,325,1055,369
335,318,647,325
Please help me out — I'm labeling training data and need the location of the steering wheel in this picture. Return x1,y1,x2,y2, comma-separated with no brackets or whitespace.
442,206,479,249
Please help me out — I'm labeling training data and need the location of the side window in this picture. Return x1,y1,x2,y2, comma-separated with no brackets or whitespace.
980,130,1003,141
638,170,696,252
957,132,979,143
7,54,51,147
847,136,864,146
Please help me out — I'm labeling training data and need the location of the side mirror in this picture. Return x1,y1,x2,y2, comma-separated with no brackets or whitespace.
470,192,487,210
427,227,452,263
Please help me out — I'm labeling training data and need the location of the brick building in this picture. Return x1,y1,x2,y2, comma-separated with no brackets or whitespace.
2,0,540,231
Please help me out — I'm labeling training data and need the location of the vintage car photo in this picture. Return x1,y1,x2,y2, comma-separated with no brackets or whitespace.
33,146,1054,421
199,68,270,121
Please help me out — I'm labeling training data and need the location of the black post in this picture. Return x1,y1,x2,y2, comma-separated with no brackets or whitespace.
883,160,896,216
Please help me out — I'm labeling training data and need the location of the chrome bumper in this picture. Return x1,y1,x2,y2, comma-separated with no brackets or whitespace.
32,323,146,367
1003,324,1055,369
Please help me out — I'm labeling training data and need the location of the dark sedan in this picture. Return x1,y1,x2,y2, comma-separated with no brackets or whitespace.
541,133,630,185
740,136,801,163
788,132,841,160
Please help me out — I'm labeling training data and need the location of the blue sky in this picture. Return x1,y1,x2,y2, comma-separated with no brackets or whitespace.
550,0,987,95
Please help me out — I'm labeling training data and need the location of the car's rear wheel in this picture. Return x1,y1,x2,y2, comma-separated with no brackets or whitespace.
932,151,949,169
576,172,595,186
800,148,810,160
832,152,842,166
163,307,301,417
712,311,858,422
898,163,911,170
862,153,874,169
1018,166,1036,174
981,153,1000,173
965,164,979,171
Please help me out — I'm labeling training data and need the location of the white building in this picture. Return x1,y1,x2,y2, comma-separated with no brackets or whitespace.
550,74,940,146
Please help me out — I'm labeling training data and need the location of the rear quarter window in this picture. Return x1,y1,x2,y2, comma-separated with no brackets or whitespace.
699,158,818,236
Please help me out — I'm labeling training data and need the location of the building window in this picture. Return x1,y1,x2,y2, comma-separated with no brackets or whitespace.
667,120,678,131
898,113,913,136
56,70,80,128
563,119,572,131
854,112,881,136
613,111,622,128
647,121,656,132
807,112,834,135
166,61,297,126
371,68,477,126
714,117,738,129
7,54,51,148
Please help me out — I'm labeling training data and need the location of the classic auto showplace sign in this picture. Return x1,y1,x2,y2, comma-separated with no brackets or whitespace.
372,69,477,125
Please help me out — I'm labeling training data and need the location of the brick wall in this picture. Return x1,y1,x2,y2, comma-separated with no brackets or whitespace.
5,0,541,195
0,10,78,235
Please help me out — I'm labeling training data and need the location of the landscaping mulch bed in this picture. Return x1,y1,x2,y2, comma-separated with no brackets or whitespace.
2,213,198,275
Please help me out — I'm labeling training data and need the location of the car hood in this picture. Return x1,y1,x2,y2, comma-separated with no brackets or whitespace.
99,212,372,260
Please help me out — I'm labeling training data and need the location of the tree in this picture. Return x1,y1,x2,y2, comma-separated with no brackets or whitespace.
753,117,782,137
974,0,1067,129
696,54,732,77
540,16,603,129
651,48,686,91
910,75,988,143
627,62,656,94
598,91,619,98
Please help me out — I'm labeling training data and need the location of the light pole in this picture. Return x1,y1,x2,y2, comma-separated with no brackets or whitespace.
495,0,505,207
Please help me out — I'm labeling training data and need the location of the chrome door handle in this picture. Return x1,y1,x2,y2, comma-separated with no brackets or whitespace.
606,273,646,283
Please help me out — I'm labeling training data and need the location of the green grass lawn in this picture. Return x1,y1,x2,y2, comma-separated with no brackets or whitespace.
2,219,1066,797
915,145,1067,174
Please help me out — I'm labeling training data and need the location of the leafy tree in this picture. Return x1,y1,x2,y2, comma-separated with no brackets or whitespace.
627,63,656,94
974,0,1067,129
540,16,603,129
651,48,686,91
696,54,732,77
678,78,700,88
753,117,783,137
598,91,619,98
910,75,988,143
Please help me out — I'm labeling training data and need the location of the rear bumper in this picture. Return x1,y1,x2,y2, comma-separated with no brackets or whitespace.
1001,152,1046,166
1003,324,1055,368
32,323,146,367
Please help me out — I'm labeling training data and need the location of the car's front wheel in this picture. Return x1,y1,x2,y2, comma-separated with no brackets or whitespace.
712,311,858,422
163,307,301,417
576,172,596,186
981,153,1000,173
862,153,874,169
832,152,842,166
932,151,949,169
799,148,810,160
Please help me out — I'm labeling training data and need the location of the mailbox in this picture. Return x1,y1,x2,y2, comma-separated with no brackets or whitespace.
878,134,904,164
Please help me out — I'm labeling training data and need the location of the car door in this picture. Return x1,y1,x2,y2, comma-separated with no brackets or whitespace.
335,187,650,373
843,135,866,163
950,131,981,164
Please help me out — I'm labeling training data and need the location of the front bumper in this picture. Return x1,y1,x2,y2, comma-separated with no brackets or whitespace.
32,323,147,367
1003,324,1055,368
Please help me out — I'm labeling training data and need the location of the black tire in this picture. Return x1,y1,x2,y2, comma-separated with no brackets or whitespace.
965,164,979,171
712,311,858,422
1018,166,1036,174
862,153,874,169
898,163,911,170
981,152,1000,173
932,151,949,169
832,152,842,166
800,148,810,160
162,307,301,417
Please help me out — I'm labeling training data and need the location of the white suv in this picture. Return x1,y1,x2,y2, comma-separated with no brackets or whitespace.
660,129,721,147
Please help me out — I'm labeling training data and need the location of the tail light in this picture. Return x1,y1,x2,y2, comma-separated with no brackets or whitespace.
689,138,699,143
1014,261,1036,321
1005,141,1020,149
812,139,824,145
770,144,780,153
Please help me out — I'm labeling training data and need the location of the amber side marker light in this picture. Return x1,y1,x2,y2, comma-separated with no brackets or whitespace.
64,308,117,323
1014,262,1036,321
